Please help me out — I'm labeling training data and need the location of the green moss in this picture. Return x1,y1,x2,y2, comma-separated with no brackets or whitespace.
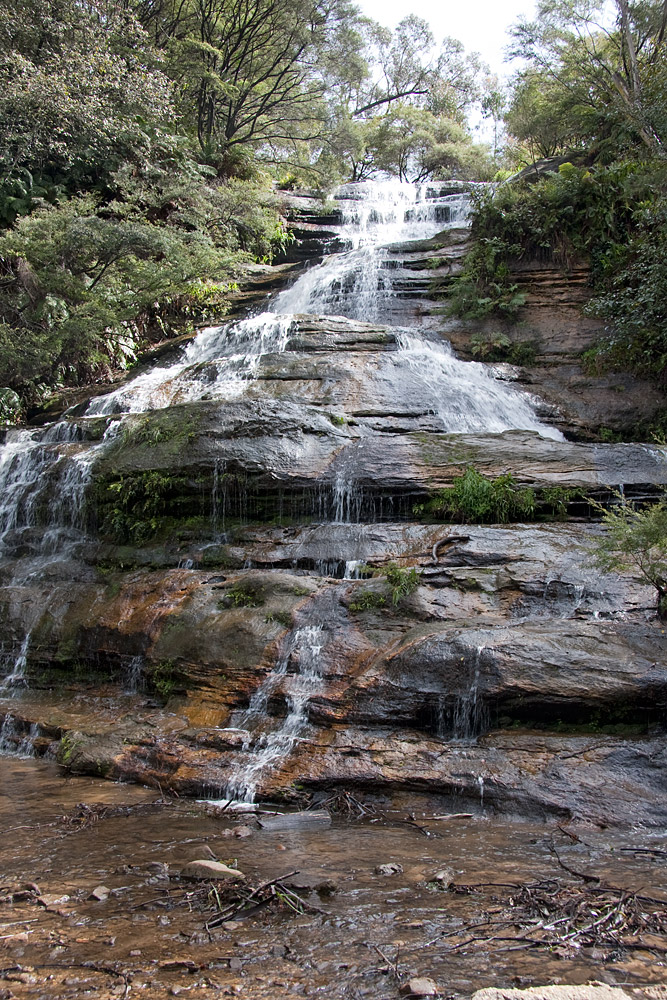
219,581,265,608
115,406,202,455
265,610,292,628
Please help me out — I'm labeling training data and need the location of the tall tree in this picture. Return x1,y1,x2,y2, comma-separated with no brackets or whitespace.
509,0,667,157
136,0,353,162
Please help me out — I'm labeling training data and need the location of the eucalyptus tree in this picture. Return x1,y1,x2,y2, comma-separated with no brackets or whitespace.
317,15,487,182
135,0,357,165
509,0,667,158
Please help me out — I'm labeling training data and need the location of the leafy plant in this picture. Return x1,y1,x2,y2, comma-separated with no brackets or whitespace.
150,659,181,698
384,564,421,605
470,332,537,365
348,590,387,613
592,495,667,618
221,582,265,608
423,468,536,524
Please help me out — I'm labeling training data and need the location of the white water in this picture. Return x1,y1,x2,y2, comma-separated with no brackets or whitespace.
78,180,560,439
221,625,326,803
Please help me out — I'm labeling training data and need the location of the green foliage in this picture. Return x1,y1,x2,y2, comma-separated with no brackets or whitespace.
384,563,421,605
469,332,537,365
424,468,536,524
586,203,667,378
507,0,667,162
417,470,583,524
265,610,293,628
348,589,387,612
538,486,582,521
94,470,196,545
349,562,420,610
0,0,175,200
149,659,181,698
592,495,667,618
220,582,265,609
451,161,667,377
59,731,84,766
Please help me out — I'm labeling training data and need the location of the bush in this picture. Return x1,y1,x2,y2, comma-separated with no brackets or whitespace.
423,468,536,524
592,496,667,618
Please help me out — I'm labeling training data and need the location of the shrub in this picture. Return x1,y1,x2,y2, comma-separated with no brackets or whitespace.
424,468,535,524
592,495,667,618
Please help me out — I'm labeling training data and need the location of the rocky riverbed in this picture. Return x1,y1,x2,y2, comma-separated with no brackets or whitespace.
2,756,667,1000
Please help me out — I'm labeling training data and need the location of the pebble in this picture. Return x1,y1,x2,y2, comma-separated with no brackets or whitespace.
180,860,244,880
232,824,254,838
129,950,142,957
431,868,454,888
375,863,403,876
88,885,110,901
399,978,439,996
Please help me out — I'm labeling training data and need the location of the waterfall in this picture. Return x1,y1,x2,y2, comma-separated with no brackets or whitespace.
222,624,326,804
0,177,561,739
69,180,559,439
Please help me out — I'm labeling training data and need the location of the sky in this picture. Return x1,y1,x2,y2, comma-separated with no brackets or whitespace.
354,0,537,77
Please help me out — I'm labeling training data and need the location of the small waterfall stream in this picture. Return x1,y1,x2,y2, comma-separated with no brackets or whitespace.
0,179,564,790
222,624,326,804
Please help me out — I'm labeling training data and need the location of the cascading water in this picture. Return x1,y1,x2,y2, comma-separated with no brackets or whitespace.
69,180,561,438
221,624,326,804
0,178,562,770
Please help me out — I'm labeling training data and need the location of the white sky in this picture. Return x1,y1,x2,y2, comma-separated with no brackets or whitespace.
355,0,537,77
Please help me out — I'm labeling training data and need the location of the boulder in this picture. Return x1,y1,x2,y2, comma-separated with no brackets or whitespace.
180,860,244,880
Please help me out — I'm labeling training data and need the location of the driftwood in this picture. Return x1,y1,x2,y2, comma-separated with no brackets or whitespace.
436,876,667,957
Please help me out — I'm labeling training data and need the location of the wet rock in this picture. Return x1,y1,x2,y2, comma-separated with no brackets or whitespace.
231,824,254,838
257,810,331,832
399,977,439,996
375,863,403,876
180,860,244,880
283,872,338,894
356,619,667,731
160,959,198,971
88,885,110,901
37,893,70,908
430,869,454,888
472,987,633,1000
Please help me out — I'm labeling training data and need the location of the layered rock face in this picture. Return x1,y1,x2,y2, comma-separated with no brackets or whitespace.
1,181,666,827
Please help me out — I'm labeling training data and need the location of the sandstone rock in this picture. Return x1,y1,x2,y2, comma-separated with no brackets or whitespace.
472,986,632,1000
37,894,70,908
88,885,110,901
180,860,244,880
399,977,439,996
375,863,403,876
